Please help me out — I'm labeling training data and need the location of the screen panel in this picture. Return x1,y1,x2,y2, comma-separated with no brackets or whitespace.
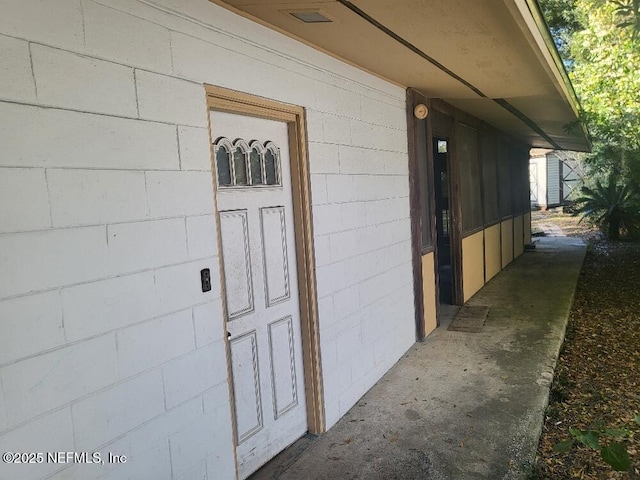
480,131,499,225
457,123,483,232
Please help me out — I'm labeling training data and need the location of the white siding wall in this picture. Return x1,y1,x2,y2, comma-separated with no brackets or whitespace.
530,156,547,208
0,1,414,479
546,154,561,206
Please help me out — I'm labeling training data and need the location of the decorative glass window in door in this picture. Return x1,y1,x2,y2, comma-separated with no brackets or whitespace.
214,137,281,188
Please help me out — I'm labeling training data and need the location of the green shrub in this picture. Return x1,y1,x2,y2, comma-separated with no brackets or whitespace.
573,174,640,239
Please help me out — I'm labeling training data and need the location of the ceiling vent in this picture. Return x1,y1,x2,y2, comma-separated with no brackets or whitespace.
288,11,333,23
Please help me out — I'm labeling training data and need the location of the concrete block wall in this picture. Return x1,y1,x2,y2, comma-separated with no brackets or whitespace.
0,0,414,478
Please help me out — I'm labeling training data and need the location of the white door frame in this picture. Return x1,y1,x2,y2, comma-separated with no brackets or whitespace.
205,85,325,476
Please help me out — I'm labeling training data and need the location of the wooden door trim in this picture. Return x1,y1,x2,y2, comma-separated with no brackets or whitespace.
205,86,325,445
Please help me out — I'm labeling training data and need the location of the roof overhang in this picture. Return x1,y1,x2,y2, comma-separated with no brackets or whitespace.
211,0,590,151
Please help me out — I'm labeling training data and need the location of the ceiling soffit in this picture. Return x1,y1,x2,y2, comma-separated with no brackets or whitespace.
214,0,590,151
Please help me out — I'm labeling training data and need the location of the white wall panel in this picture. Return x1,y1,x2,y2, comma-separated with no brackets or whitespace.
0,0,413,478
0,34,37,103
31,44,137,117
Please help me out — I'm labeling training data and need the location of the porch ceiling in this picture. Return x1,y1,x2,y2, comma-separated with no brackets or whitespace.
211,0,590,151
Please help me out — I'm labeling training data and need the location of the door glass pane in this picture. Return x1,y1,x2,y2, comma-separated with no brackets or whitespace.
216,147,232,186
250,148,263,185
265,149,278,185
234,147,248,186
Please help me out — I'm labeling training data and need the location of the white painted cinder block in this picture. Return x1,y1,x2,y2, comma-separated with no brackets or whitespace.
0,226,109,298
358,264,410,308
312,203,343,236
170,30,315,110
315,262,348,299
72,370,165,451
322,113,351,145
117,310,195,379
332,284,361,320
313,234,331,267
169,413,217,479
162,342,226,409
329,230,359,263
321,363,352,410
314,80,361,118
350,119,407,153
0,34,36,103
1,335,117,429
205,440,236,480
325,175,355,203
305,109,324,142
106,218,188,274
384,150,409,175
136,70,208,127
153,259,220,314
146,171,215,219
177,458,208,480
202,385,236,480
179,126,212,171
360,97,406,130
168,31,233,85
0,409,74,480
48,169,149,227
365,197,411,226
186,214,218,260
31,44,137,117
124,442,172,480
0,102,179,170
339,145,387,175
202,381,232,418
82,0,172,73
308,141,340,174
0,0,83,51
128,396,203,458
61,270,157,342
0,168,50,233
350,343,376,382
0,291,64,365
310,174,328,206
193,300,224,347
319,335,338,375
339,202,369,231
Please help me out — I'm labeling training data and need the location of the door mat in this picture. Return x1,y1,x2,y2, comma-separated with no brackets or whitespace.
447,305,489,332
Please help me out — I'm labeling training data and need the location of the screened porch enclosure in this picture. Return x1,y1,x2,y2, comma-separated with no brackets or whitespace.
408,92,531,337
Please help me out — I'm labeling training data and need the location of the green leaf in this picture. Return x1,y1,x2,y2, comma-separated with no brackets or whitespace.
569,428,601,449
604,428,629,438
634,413,640,425
600,443,630,471
553,438,575,452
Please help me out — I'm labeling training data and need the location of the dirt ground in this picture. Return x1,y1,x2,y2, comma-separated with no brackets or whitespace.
530,209,640,479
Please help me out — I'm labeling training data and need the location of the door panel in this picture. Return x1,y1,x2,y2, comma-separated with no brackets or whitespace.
210,110,307,479
267,316,298,418
260,206,290,306
230,331,263,443
220,210,254,319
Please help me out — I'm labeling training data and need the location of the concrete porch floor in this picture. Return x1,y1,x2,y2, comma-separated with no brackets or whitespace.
251,236,586,480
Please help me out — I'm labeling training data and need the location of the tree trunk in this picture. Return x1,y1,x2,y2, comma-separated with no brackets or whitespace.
609,214,621,240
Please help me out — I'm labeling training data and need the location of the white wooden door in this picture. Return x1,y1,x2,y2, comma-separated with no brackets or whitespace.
210,110,307,479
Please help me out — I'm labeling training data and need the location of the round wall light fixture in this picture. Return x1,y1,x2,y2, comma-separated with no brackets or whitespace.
413,104,428,119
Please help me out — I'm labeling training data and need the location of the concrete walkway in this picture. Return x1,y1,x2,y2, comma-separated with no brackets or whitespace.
253,236,586,480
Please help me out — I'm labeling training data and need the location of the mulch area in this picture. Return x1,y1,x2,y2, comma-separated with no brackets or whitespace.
531,211,640,479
